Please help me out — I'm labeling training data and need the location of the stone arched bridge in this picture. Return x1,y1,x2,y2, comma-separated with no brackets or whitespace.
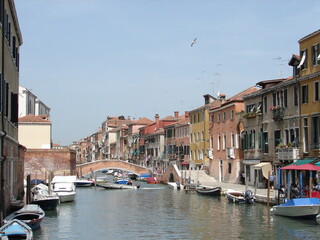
76,160,152,177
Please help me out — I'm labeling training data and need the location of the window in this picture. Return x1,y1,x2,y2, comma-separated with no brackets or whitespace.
303,118,309,152
231,110,234,120
223,135,226,150
231,134,235,147
315,82,319,101
302,85,308,104
218,135,221,150
311,116,320,150
263,132,268,153
246,104,256,113
312,44,320,66
223,112,226,121
294,86,299,106
263,96,267,113
217,113,220,122
274,130,281,148
298,49,308,70
228,163,232,174
210,114,214,123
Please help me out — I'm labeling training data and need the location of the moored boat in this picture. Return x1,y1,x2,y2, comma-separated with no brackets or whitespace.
51,176,77,203
75,178,93,187
146,177,160,184
31,183,60,210
97,182,140,189
270,197,320,219
225,189,255,203
4,204,45,230
0,219,33,240
196,186,222,196
137,173,152,181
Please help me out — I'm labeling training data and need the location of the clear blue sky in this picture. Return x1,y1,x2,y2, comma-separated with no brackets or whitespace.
15,0,320,145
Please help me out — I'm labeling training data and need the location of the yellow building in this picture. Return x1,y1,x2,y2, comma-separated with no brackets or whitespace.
18,115,52,149
189,94,221,168
290,30,320,157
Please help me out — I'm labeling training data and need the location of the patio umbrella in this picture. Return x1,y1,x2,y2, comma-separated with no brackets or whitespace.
281,163,320,171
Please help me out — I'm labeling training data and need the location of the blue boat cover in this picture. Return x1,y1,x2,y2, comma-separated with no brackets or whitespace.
280,197,320,207
139,173,151,178
1,222,27,236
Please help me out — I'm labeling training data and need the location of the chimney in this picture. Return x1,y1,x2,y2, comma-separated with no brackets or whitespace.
185,111,190,118
219,93,226,103
174,111,179,118
155,114,160,130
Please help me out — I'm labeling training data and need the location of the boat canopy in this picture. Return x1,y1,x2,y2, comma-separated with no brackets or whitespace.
52,176,77,183
286,159,317,166
281,163,320,171
253,162,272,179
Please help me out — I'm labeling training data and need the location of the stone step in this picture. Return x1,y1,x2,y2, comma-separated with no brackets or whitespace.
181,170,217,184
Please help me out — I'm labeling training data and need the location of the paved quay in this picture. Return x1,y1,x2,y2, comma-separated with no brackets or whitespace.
199,181,280,205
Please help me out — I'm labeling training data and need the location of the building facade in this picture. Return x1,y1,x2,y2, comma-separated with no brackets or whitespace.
0,0,23,222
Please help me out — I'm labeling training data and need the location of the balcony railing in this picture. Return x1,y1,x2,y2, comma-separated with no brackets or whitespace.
277,147,299,161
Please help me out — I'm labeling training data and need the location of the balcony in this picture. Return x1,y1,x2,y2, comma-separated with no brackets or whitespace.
227,147,235,159
271,106,284,121
277,147,299,161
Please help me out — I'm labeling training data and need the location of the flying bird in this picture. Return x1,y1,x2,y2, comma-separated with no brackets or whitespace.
191,38,197,47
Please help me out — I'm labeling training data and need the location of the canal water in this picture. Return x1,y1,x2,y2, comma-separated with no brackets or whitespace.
33,183,319,240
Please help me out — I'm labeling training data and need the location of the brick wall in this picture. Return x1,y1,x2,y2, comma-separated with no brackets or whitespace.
24,148,76,180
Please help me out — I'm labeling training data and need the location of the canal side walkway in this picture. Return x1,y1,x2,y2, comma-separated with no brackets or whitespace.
200,181,281,205
181,170,281,205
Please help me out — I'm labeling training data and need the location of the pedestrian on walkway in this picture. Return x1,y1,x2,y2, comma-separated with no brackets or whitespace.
269,173,274,189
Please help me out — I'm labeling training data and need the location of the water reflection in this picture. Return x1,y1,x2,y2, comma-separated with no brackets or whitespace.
33,185,320,240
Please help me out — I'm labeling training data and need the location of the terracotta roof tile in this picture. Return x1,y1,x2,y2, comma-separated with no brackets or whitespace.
18,115,51,123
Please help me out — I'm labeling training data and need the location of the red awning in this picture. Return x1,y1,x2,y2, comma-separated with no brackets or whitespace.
281,163,320,171
181,162,189,165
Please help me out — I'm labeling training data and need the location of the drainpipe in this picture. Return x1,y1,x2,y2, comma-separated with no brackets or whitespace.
0,0,6,225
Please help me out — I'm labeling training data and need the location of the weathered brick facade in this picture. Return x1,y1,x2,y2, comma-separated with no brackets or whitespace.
24,148,76,180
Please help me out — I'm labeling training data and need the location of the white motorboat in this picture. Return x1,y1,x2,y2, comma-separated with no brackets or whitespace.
97,182,140,189
270,197,320,219
75,178,93,187
51,176,77,203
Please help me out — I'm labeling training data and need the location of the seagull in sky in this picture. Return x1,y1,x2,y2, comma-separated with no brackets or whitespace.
191,38,197,47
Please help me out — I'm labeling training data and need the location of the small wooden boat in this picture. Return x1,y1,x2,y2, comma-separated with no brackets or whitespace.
0,219,33,240
4,204,45,230
270,198,320,219
225,189,255,203
97,182,140,189
31,183,60,210
196,186,221,196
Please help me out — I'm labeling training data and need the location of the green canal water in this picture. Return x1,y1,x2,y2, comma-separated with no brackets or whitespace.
33,184,319,240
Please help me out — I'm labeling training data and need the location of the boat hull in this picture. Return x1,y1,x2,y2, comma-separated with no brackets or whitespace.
271,198,320,219
5,204,45,230
0,219,33,240
225,190,255,204
32,198,60,210
196,187,221,196
57,192,76,203
97,182,139,189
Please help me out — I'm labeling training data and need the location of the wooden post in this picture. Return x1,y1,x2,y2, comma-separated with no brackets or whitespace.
254,170,258,197
267,171,270,208
309,171,313,198
26,175,31,204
